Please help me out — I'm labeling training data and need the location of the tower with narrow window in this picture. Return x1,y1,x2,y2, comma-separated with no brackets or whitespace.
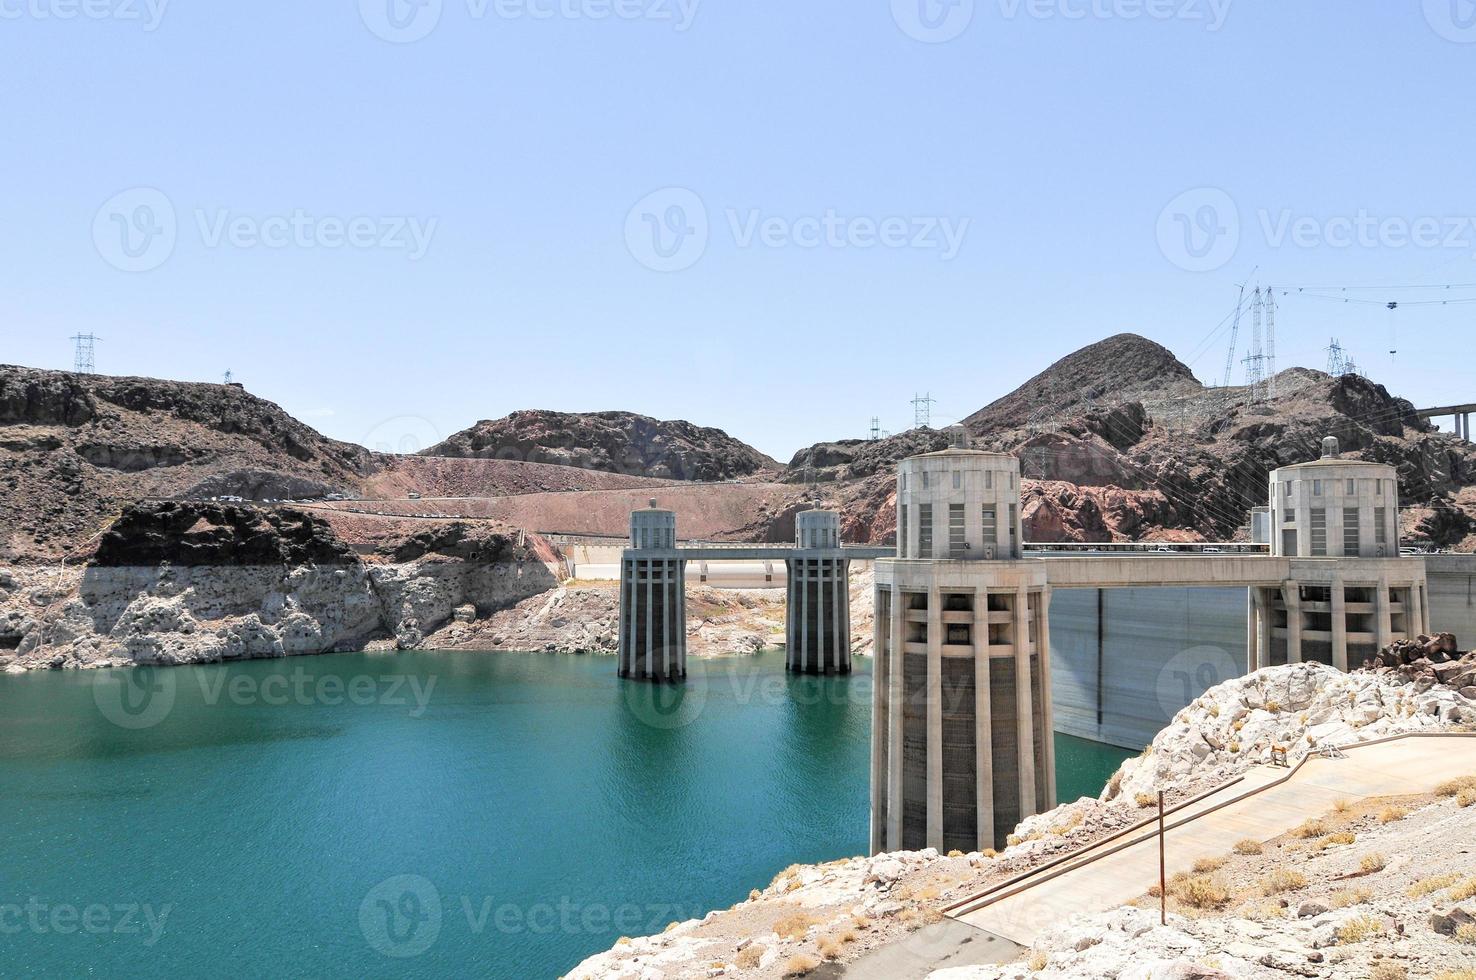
619,501,686,682
786,509,852,674
871,430,1054,855
1250,436,1427,673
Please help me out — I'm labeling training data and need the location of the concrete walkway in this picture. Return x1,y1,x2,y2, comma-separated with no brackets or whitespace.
951,733,1476,946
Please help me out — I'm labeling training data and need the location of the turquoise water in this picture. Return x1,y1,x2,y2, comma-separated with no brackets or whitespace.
0,652,1131,979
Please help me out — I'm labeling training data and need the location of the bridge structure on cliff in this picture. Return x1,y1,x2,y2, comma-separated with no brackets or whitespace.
1416,402,1476,441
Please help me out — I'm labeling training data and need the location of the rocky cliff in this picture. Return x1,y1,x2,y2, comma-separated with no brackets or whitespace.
792,335,1476,549
422,409,780,482
0,502,559,669
0,365,373,561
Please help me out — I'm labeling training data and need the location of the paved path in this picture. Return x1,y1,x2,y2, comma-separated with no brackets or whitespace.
952,734,1476,946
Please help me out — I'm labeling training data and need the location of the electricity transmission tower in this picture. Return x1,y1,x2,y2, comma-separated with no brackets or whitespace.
223,369,234,384
1264,289,1277,399
1222,281,1248,387
70,334,98,374
1242,288,1268,403
912,393,936,429
869,417,881,441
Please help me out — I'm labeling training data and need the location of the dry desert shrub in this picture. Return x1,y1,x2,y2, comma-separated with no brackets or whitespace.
1436,775,1476,797
1333,797,1353,813
1360,852,1388,873
1450,878,1476,903
1028,949,1049,971
1135,792,1158,808
1173,875,1229,910
735,945,763,969
1331,887,1373,908
1435,971,1476,980
781,953,821,976
774,912,822,941
1408,873,1463,898
1292,818,1328,839
1193,856,1226,873
1336,914,1385,944
1260,869,1308,896
1233,838,1264,855
1459,787,1476,808
1319,831,1357,848
1378,806,1408,824
1369,963,1408,980
816,936,844,961
1457,923,1476,946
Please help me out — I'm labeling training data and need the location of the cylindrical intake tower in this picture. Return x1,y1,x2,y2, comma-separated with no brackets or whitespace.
872,437,1054,856
786,509,851,675
1269,436,1400,558
619,501,687,683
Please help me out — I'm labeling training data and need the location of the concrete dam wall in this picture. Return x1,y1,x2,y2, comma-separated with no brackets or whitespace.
1050,587,1249,751
1049,559,1476,752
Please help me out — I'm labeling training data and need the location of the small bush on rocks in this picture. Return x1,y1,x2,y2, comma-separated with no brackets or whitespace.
1436,775,1476,797
1261,869,1308,896
1459,787,1476,808
1450,878,1476,903
1331,887,1373,908
1233,839,1263,855
735,945,763,969
1193,856,1226,873
1378,806,1408,824
1369,963,1407,980
1319,831,1357,848
1174,875,1229,909
1293,818,1328,838
774,913,821,941
1408,873,1462,898
1360,852,1387,873
1336,914,1385,944
1027,949,1049,971
782,953,821,976
1457,923,1476,946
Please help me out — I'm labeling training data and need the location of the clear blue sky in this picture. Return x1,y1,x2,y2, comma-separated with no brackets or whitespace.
4,1,1474,461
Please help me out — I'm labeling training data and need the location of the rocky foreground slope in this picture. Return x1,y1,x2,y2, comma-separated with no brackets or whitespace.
565,660,1476,980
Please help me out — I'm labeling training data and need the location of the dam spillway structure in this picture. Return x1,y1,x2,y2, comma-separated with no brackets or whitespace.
786,509,852,675
1255,436,1430,671
871,430,1055,856
618,500,687,683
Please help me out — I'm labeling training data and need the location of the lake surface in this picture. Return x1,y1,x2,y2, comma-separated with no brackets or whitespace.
0,651,1132,979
